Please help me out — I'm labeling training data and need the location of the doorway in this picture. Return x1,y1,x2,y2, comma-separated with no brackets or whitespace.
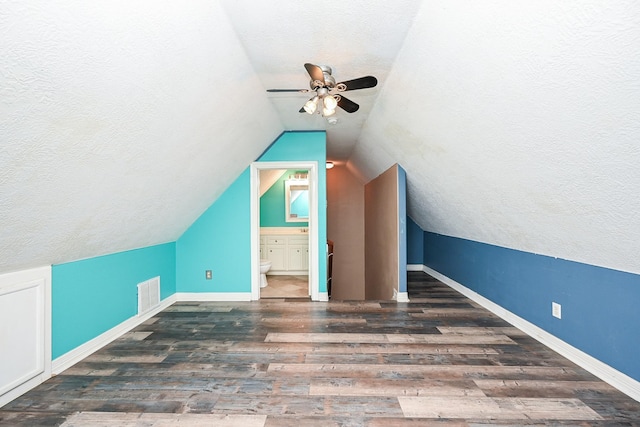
250,161,320,301
258,168,309,299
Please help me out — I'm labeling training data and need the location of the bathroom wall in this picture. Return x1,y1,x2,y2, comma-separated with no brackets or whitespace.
51,242,176,359
423,231,640,382
260,169,309,227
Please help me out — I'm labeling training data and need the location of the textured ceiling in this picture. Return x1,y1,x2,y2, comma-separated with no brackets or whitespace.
1,1,639,276
351,0,640,274
0,1,282,272
220,0,423,160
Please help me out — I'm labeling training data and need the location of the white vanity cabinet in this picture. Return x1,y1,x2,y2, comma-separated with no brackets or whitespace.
260,232,309,274
264,236,286,271
287,236,309,271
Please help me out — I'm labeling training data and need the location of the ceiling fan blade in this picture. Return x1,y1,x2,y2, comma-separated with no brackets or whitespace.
299,105,307,113
266,89,310,93
337,96,359,113
337,76,378,91
304,63,325,85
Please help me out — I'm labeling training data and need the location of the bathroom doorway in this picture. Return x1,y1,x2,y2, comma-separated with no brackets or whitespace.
250,161,320,301
258,168,309,299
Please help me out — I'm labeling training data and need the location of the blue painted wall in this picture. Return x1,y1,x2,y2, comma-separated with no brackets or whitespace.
259,131,327,292
176,169,251,293
397,165,407,294
51,242,176,359
423,231,640,381
406,216,424,264
260,169,309,227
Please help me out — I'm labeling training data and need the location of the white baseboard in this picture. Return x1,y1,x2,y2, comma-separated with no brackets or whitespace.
394,292,410,302
420,265,640,403
318,292,329,302
0,371,51,408
52,292,252,375
175,292,252,302
268,271,309,276
407,264,424,272
52,294,177,375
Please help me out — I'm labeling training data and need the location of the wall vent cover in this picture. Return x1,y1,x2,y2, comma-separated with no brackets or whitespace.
137,277,160,315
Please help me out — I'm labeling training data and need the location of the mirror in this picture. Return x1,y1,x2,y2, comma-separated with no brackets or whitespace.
285,179,309,222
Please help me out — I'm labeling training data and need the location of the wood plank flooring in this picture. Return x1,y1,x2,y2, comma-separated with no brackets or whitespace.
1,271,639,426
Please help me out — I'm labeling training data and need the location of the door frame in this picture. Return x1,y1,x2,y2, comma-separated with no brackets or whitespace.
250,161,319,301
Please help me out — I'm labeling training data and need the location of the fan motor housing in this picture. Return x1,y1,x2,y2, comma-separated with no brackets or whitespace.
310,65,336,89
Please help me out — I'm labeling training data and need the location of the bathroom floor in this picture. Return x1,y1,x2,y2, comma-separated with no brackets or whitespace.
260,274,308,299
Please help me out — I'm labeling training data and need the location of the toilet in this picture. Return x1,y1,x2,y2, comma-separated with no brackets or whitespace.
259,259,272,288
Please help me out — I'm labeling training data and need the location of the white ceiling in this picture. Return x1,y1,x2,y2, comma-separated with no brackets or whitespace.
220,0,423,160
1,1,639,276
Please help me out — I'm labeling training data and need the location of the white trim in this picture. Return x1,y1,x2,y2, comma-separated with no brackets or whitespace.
251,161,320,301
267,271,309,276
318,292,329,302
407,264,424,271
395,292,410,302
174,292,251,302
51,292,251,377
52,294,177,375
421,265,640,403
0,372,51,408
0,265,51,408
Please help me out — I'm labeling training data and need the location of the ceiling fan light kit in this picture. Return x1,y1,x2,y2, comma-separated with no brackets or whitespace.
303,96,319,114
267,63,377,122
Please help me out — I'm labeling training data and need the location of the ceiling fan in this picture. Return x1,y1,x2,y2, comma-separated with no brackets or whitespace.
266,63,377,121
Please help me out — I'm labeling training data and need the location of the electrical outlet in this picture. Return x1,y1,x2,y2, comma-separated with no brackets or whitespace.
205,270,212,280
552,302,562,319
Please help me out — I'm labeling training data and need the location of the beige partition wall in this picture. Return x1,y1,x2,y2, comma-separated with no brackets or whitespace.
326,165,365,300
364,164,400,300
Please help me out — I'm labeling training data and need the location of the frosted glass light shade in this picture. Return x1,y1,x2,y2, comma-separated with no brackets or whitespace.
304,97,318,114
323,95,338,110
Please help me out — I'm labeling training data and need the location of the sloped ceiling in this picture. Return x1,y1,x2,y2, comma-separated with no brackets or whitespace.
220,0,423,159
1,1,282,273
2,1,639,277
351,1,640,275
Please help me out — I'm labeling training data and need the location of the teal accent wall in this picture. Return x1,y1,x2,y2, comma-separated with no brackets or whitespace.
260,169,309,227
49,131,327,360
51,242,176,359
424,232,640,381
176,169,251,293
176,131,327,293
259,131,328,292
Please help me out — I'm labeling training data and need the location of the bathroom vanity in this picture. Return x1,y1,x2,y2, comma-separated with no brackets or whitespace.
260,227,309,275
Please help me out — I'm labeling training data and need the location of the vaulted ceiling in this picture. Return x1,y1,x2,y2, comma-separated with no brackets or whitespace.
2,1,639,275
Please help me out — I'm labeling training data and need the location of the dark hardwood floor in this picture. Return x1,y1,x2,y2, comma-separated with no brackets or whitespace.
1,272,639,426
